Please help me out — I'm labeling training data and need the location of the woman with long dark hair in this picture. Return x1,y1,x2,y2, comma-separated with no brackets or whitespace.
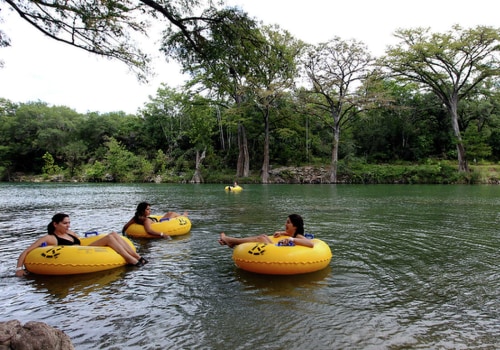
121,202,188,238
218,214,313,248
15,213,148,276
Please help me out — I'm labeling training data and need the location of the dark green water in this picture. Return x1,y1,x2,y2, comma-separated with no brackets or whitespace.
0,183,498,349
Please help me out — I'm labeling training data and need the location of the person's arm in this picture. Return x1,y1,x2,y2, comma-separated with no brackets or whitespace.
277,234,314,248
122,217,135,234
273,231,288,238
143,218,169,238
15,235,57,276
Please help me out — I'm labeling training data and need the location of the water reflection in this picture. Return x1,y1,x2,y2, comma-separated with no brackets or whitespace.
25,267,129,299
234,266,332,295
0,183,498,349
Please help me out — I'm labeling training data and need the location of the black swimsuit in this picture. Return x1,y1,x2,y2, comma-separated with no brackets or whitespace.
54,234,81,246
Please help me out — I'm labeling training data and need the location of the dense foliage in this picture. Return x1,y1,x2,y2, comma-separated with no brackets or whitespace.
1,2,499,183
1,73,499,183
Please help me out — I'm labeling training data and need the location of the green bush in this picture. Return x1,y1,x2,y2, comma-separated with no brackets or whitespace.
84,161,107,182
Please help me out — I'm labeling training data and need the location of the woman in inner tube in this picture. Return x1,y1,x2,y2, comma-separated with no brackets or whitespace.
15,212,148,276
218,214,314,248
122,201,188,238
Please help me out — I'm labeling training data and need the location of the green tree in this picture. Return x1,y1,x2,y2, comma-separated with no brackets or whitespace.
463,126,492,162
267,92,312,166
352,82,452,162
163,7,262,178
104,137,142,182
302,37,374,183
62,141,88,177
182,95,217,183
2,0,244,81
246,25,303,183
1,102,52,172
34,105,81,159
0,98,17,115
42,152,62,176
78,111,142,161
0,99,18,178
83,160,107,182
382,25,500,172
139,84,187,158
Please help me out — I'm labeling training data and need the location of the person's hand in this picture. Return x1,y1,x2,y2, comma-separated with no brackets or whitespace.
15,269,27,277
273,231,284,237
159,232,172,240
277,237,295,246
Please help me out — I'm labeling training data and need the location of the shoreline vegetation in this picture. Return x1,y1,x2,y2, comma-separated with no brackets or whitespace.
7,162,500,185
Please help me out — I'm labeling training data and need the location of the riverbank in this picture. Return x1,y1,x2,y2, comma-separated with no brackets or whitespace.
265,163,500,184
6,162,500,184
178,162,499,184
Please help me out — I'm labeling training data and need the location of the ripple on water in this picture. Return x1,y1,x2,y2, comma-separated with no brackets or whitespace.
0,184,499,349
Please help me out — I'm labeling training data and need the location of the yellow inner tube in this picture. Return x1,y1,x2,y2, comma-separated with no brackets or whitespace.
225,185,243,192
125,215,191,238
232,235,332,275
24,234,136,275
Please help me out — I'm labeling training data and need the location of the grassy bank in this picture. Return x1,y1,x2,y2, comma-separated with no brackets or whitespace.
204,161,500,185
8,161,500,184
338,161,500,184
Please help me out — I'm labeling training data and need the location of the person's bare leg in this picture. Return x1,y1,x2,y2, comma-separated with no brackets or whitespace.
91,232,141,264
218,233,272,248
162,211,188,219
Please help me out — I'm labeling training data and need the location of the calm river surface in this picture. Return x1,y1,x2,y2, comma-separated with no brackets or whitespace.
0,183,498,349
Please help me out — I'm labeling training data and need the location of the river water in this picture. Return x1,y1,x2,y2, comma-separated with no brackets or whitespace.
0,183,498,349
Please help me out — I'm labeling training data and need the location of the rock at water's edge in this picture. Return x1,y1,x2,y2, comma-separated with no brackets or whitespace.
0,320,74,350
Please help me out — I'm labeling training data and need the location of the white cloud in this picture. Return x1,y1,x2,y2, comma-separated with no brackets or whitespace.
0,0,498,114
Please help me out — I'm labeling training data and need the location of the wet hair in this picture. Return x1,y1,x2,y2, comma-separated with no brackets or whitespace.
47,213,69,235
289,214,304,237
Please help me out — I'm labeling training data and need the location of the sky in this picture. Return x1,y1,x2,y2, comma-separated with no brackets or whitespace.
0,0,499,114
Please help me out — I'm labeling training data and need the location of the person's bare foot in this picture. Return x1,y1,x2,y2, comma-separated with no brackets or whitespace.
218,232,227,245
218,232,235,248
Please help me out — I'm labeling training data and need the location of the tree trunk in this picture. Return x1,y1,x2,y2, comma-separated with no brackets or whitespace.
449,101,469,172
329,124,340,183
236,122,250,177
261,110,270,184
190,149,206,183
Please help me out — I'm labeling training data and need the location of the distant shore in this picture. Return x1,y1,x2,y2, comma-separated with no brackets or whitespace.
5,163,500,185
